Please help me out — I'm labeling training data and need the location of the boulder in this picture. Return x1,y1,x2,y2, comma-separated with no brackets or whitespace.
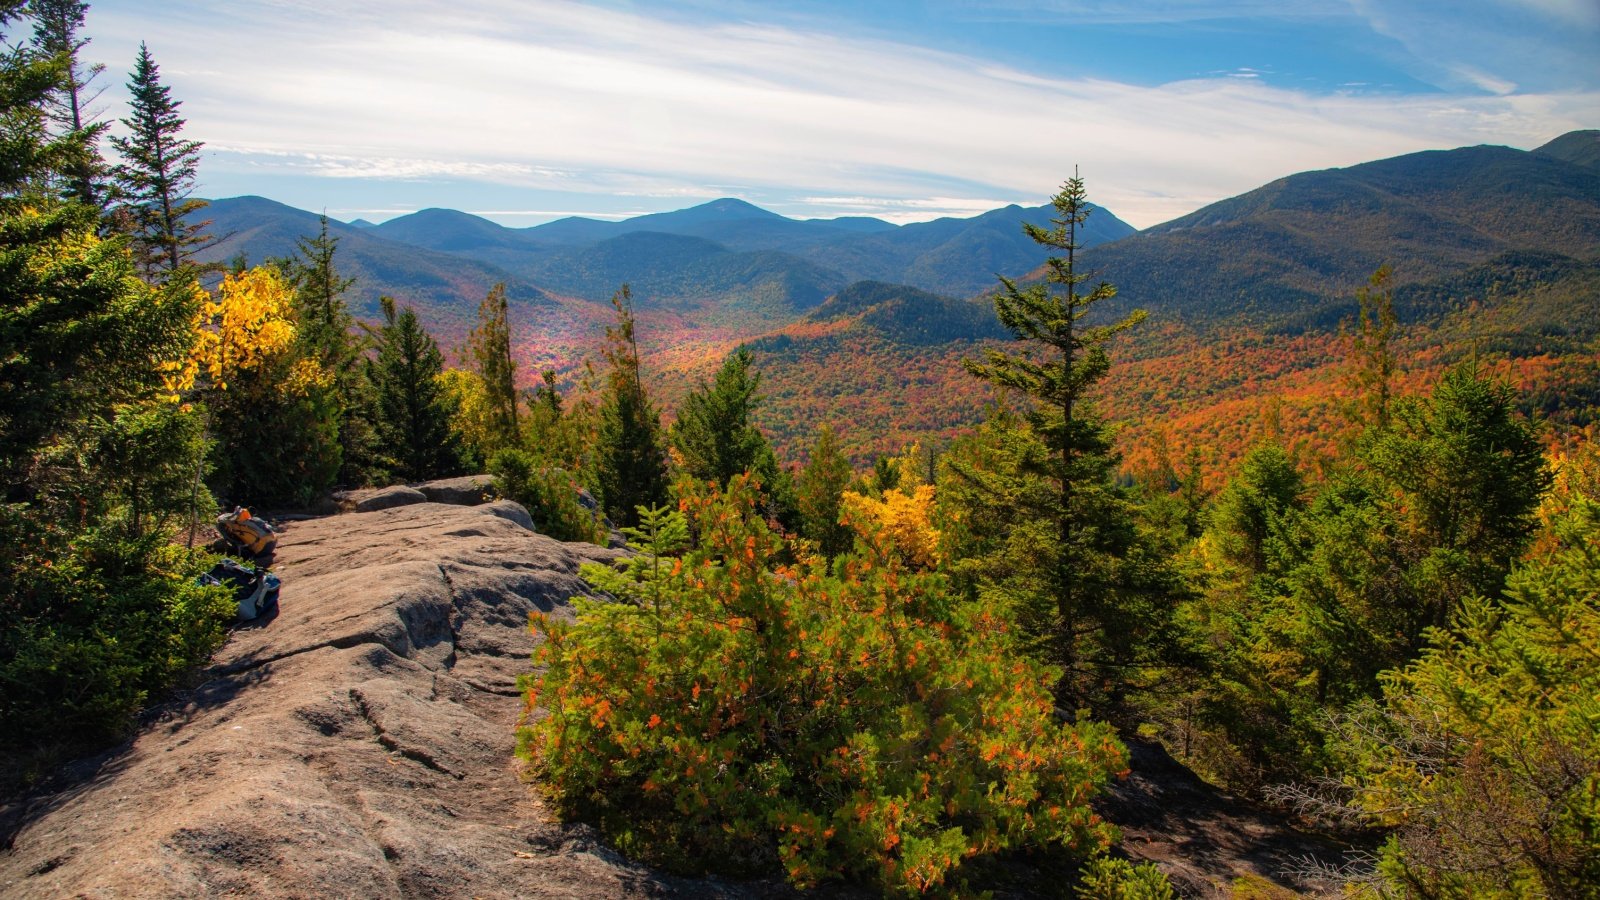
0,502,765,899
482,499,536,532
414,475,497,507
336,485,428,513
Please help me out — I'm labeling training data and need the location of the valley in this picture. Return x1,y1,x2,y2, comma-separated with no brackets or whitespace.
204,131,1600,473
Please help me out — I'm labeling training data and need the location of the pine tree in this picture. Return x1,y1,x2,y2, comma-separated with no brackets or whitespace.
371,296,460,481
1345,265,1397,432
27,0,104,208
1297,502,1600,896
283,215,382,485
469,282,519,452
670,345,784,493
1,5,188,494
957,173,1170,706
1364,364,1550,629
596,285,667,528
109,43,208,279
1,5,233,754
0,0,81,200
285,215,355,363
796,424,853,558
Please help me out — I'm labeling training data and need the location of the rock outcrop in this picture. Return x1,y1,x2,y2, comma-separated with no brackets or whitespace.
415,476,497,507
337,484,430,514
0,502,761,898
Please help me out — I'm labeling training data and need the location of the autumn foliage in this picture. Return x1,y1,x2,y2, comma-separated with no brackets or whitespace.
520,476,1125,893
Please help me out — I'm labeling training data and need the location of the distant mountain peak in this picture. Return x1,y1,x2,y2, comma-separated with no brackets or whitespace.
650,197,786,223
696,197,780,216
1535,129,1600,170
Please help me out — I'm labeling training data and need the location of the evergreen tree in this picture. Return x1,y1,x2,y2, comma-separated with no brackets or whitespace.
109,43,208,279
596,285,667,528
27,0,103,208
469,282,518,452
669,345,790,521
0,0,80,199
283,215,382,485
795,424,853,558
371,296,460,482
285,214,355,364
1345,265,1397,433
1364,364,1550,629
956,173,1170,707
1196,367,1552,783
1211,443,1304,575
1,5,233,757
523,367,598,492
1298,502,1600,896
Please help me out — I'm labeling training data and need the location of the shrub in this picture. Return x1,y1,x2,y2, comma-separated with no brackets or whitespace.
1075,857,1177,899
0,514,234,778
1318,501,1600,897
488,448,606,544
520,476,1126,894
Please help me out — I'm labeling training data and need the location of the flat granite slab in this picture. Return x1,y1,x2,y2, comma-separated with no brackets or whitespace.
0,502,771,899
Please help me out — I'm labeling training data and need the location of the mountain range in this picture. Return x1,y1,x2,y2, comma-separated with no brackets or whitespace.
201,129,1600,465
203,193,1136,322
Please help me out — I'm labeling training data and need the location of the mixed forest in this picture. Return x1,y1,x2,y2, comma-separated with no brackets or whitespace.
3,2,1599,896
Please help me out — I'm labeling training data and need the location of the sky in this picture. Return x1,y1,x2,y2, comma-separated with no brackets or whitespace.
80,0,1600,229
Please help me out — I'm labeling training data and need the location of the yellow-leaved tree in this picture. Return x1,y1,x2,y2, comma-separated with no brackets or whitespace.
183,266,340,509
438,367,496,471
841,483,942,570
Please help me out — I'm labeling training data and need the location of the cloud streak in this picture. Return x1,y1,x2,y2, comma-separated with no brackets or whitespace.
90,0,1597,228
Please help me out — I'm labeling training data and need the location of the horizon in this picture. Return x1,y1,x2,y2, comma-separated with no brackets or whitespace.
87,1,1600,230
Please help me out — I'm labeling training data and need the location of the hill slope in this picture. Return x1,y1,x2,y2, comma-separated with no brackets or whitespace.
200,197,550,333
803,202,1135,296
798,280,1008,345
1081,139,1600,321
1535,129,1600,170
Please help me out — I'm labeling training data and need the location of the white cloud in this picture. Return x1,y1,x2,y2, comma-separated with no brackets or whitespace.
1347,0,1595,95
89,0,1598,229
1493,0,1600,28
933,0,1347,25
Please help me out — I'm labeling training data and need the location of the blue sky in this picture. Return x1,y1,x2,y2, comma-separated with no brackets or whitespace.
80,0,1599,229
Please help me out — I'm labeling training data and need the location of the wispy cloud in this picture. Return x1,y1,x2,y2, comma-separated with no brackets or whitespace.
934,0,1345,25
89,0,1598,228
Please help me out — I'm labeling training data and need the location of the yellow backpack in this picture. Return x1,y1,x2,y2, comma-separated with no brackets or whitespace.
215,507,279,558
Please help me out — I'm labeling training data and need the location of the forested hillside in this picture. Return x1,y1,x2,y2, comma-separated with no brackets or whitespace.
1079,138,1600,321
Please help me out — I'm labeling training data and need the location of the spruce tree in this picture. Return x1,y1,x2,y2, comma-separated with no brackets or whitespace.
109,43,208,279
670,346,782,490
1345,264,1397,433
0,0,80,199
2,4,233,754
1,4,183,493
958,173,1170,706
284,215,382,485
469,282,519,452
371,296,460,481
286,214,356,363
796,424,853,558
596,285,667,528
27,0,104,208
